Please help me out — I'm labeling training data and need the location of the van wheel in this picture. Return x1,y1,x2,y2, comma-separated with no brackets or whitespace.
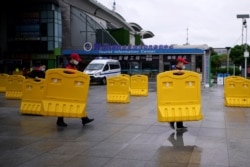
102,77,107,85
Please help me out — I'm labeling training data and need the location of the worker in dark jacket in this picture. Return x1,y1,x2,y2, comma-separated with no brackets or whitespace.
56,53,94,127
27,65,46,79
169,57,189,130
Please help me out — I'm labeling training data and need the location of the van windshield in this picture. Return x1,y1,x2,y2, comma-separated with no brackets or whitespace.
85,63,104,70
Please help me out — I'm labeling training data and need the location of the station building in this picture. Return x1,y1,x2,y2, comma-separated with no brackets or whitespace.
0,0,211,82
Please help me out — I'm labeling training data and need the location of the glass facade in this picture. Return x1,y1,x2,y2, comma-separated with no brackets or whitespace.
70,7,118,49
40,5,62,51
1,1,204,78
7,3,62,53
3,2,62,73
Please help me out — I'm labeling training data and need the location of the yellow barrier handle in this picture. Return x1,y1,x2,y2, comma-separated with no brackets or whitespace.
63,69,76,74
55,69,79,77
115,77,128,81
46,68,77,75
172,70,185,76
34,77,44,82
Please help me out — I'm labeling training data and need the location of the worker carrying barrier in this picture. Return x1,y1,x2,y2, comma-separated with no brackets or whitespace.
0,73,9,93
42,68,90,118
5,75,25,99
157,70,203,122
224,76,250,107
20,78,46,115
106,75,130,103
130,74,148,96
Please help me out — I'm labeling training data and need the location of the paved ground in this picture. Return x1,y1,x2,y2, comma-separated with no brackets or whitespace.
0,82,250,167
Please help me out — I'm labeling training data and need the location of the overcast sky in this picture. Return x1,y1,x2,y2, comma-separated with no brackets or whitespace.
97,0,250,48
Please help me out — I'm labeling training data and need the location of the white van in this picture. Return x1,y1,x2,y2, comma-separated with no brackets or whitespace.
83,58,121,84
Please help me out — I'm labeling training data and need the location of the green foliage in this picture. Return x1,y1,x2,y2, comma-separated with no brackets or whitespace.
230,44,250,66
108,28,130,45
211,67,241,76
216,67,227,74
210,48,217,55
219,54,227,62
211,55,221,68
210,54,227,69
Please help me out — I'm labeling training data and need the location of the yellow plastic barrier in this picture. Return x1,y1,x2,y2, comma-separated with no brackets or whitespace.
107,76,130,103
12,71,23,75
157,70,203,122
0,73,9,92
5,75,25,99
130,75,148,96
119,74,130,82
224,76,243,85
223,76,244,97
42,68,90,118
20,78,45,115
119,74,131,92
224,76,250,107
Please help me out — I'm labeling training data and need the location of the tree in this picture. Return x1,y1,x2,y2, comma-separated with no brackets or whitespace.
210,47,218,56
211,53,228,75
229,44,250,66
210,47,220,68
211,55,221,69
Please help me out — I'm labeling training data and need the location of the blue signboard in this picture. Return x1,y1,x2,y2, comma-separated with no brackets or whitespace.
62,44,204,55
